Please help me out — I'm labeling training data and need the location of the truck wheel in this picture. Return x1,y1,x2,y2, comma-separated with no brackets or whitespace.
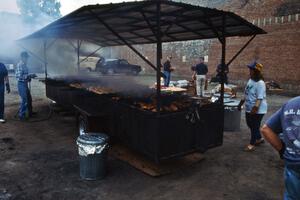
107,69,114,75
132,70,139,76
86,67,92,72
78,115,88,135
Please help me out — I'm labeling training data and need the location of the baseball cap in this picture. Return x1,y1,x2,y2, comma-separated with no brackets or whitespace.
247,61,263,72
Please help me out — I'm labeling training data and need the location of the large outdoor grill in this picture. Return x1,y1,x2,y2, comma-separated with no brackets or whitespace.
46,77,223,162
20,1,265,163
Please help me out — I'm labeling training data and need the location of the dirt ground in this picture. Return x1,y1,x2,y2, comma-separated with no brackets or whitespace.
0,75,294,200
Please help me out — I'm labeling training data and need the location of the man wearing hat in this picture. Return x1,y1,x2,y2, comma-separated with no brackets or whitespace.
238,61,268,151
16,51,36,120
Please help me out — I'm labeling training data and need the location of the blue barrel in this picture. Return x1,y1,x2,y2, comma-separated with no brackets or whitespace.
77,133,109,180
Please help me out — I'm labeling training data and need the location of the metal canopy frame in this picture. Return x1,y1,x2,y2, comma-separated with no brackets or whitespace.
19,0,266,115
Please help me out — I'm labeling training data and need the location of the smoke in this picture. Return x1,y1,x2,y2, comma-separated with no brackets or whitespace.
0,10,56,71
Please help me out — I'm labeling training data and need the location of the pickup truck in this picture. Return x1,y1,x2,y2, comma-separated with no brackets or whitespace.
96,59,142,75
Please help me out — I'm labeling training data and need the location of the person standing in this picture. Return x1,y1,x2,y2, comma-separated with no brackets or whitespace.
0,63,10,123
261,96,300,200
16,51,34,120
192,57,208,97
216,63,229,84
238,61,267,151
163,56,173,87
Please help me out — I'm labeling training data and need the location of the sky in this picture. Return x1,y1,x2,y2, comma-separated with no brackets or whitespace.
0,0,137,16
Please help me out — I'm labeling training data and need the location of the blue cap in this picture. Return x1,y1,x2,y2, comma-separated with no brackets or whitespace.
247,61,257,69
247,61,263,72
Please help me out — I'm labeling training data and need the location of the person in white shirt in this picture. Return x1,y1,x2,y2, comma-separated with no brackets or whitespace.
238,61,267,151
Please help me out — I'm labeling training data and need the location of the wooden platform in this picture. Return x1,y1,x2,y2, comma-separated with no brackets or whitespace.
109,144,205,177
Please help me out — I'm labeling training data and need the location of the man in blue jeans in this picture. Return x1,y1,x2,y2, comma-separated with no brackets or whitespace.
163,56,173,87
261,96,300,200
16,51,35,120
0,63,10,123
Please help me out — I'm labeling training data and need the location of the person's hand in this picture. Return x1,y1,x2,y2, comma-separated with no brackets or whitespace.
250,106,258,114
29,74,37,79
6,83,10,94
192,74,196,80
237,100,245,111
237,105,242,111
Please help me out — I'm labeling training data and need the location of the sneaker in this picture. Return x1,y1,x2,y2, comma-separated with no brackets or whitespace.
244,144,255,152
0,119,6,123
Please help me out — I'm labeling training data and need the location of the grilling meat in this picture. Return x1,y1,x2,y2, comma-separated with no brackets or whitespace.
87,86,114,95
68,82,210,112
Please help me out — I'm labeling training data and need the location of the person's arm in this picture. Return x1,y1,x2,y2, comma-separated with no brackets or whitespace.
237,98,245,111
250,99,261,114
4,76,10,94
261,108,285,158
261,125,283,151
251,81,265,114
3,67,10,93
192,71,196,80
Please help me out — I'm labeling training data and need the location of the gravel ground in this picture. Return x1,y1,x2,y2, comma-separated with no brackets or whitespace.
0,74,294,200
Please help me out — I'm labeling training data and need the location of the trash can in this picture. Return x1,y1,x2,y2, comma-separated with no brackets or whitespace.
76,133,109,180
224,100,241,131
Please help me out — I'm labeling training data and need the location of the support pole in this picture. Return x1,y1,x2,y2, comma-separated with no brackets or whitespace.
220,37,226,105
77,40,81,72
88,9,165,78
156,1,162,114
17,43,46,64
79,46,103,64
43,40,48,80
226,35,256,67
220,15,226,106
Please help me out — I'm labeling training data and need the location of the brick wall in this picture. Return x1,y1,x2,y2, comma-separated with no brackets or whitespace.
208,0,300,92
108,0,300,92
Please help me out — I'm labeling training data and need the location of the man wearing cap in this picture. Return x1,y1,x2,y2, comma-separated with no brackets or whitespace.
0,63,10,123
238,61,267,151
16,51,35,120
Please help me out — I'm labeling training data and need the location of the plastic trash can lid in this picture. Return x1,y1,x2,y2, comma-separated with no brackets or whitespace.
77,133,109,145
224,99,241,107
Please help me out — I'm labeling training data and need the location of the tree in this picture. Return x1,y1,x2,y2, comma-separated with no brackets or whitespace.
17,0,61,23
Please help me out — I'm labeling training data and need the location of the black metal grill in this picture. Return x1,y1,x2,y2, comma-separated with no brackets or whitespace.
46,78,223,162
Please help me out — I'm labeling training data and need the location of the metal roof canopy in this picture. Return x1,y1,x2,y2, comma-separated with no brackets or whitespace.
19,0,266,113
21,0,265,45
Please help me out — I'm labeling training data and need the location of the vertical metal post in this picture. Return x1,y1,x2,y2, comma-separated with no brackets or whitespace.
43,40,48,80
220,37,226,105
156,1,162,114
77,40,81,72
220,15,226,106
